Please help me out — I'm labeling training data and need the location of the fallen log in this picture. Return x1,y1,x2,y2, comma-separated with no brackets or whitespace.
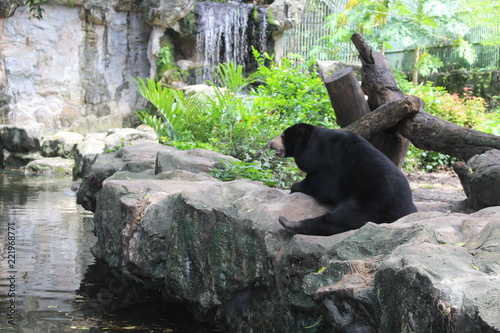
325,32,500,166
322,32,500,209
344,95,423,139
397,111,500,161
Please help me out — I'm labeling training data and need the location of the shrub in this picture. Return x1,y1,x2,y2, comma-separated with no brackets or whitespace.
134,77,211,142
209,160,278,187
134,55,333,188
250,50,337,128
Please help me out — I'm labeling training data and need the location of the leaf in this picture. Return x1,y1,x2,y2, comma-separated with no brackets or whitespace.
345,0,359,11
316,266,327,274
454,242,466,247
47,305,58,309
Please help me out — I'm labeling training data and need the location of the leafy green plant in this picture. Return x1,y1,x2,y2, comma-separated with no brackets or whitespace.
403,145,459,172
26,0,74,19
481,111,500,136
134,55,333,187
157,46,174,70
134,77,211,142
316,0,477,85
156,46,187,82
210,61,259,94
404,83,488,128
250,49,336,127
106,138,132,153
416,52,444,77
210,160,278,187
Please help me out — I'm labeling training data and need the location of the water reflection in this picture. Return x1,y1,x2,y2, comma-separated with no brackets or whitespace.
0,170,218,332
0,170,95,332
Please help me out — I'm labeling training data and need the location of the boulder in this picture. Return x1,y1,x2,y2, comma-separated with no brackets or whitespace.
41,131,85,158
142,0,196,30
0,121,44,152
92,174,331,331
0,0,21,18
72,132,107,180
73,127,158,179
181,84,227,96
104,128,158,152
155,148,237,174
77,141,239,212
85,141,500,332
2,151,43,168
25,157,75,175
76,141,174,212
454,149,500,209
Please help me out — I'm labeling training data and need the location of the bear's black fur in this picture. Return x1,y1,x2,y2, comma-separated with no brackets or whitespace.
268,123,417,236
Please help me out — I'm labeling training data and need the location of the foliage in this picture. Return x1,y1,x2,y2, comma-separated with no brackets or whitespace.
416,52,444,77
463,0,500,46
481,112,500,136
134,77,210,142
406,84,487,128
26,0,73,19
209,160,278,187
250,49,337,128
106,138,132,153
157,46,174,70
134,54,327,187
403,145,459,172
136,51,495,180
316,0,478,85
156,46,188,82
210,61,259,94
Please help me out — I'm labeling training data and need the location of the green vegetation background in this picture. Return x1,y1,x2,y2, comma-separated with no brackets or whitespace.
136,48,499,188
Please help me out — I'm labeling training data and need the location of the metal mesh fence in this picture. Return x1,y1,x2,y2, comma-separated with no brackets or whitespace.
282,0,499,70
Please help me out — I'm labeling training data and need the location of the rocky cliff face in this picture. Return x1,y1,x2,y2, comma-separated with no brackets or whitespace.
0,0,305,134
0,1,150,133
78,141,500,333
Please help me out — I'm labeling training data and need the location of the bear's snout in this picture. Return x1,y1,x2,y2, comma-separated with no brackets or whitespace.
268,136,285,157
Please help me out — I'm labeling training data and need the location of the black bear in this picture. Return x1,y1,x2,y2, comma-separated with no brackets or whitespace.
268,123,417,236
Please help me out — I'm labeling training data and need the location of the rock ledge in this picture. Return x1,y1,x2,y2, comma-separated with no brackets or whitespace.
79,141,500,333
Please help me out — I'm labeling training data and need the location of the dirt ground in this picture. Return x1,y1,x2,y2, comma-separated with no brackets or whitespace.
406,171,475,214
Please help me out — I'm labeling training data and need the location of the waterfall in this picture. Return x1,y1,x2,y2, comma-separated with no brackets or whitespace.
256,6,268,56
195,1,268,83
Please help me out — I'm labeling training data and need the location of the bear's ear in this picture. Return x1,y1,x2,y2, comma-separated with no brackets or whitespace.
295,123,313,138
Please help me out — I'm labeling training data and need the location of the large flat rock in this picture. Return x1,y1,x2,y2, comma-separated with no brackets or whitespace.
84,142,500,332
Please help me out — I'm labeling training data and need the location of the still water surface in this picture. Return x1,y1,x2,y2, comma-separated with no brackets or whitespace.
0,170,216,333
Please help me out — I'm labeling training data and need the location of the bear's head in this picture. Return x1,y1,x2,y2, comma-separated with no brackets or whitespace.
268,123,314,158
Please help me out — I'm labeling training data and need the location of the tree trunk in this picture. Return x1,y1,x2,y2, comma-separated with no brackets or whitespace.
344,95,423,139
350,32,407,110
397,110,500,161
323,67,370,128
412,45,420,87
322,33,411,167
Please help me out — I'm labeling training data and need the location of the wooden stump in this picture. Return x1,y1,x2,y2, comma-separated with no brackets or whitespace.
324,67,370,128
323,34,412,167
